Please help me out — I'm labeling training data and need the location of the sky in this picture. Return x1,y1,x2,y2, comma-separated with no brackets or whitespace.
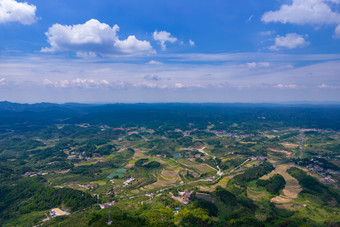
0,0,340,103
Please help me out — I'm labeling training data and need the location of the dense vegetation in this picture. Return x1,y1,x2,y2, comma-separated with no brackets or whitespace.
0,178,97,225
229,161,275,191
256,174,286,195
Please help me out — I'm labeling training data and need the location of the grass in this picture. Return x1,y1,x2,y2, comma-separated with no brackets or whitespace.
247,180,274,202
5,210,47,227
91,180,106,185
292,203,340,224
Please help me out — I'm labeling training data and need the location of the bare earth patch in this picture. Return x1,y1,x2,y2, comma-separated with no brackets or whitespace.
133,149,146,156
269,148,292,157
125,163,134,168
55,169,70,174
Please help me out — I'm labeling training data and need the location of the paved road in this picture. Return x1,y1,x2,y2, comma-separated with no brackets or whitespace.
300,130,304,159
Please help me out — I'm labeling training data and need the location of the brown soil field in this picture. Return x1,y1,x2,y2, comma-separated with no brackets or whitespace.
269,148,292,157
124,163,134,168
162,168,180,177
54,169,70,174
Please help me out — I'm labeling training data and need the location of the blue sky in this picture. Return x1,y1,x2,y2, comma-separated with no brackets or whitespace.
0,0,340,103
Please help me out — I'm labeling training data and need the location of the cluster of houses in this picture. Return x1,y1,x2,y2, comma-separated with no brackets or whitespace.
249,156,267,161
184,153,206,162
67,151,91,160
99,201,116,209
176,128,250,138
22,171,48,177
78,184,95,189
145,193,154,197
204,129,226,135
301,158,339,182
306,163,338,180
314,155,340,161
208,176,216,181
172,190,193,205
123,177,135,187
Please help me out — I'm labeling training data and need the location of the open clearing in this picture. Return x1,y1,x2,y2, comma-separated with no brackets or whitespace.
266,164,302,210
124,149,147,168
280,142,299,149
199,177,229,192
269,148,292,157
142,165,181,190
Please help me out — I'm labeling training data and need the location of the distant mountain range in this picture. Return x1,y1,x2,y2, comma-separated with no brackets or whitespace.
0,101,339,131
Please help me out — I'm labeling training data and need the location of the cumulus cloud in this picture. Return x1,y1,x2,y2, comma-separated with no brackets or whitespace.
189,40,195,46
270,33,309,50
153,30,178,50
42,19,154,56
0,0,37,25
262,0,340,25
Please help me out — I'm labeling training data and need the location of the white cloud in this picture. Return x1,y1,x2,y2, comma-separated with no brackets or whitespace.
175,83,184,88
43,79,53,85
247,62,270,68
59,80,69,88
114,35,154,54
270,33,309,50
42,19,154,56
147,60,162,65
276,84,298,88
318,84,329,88
0,0,37,25
334,24,340,38
262,0,340,25
42,77,110,88
189,40,195,46
153,30,178,50
0,78,6,85
318,83,340,88
51,78,111,88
